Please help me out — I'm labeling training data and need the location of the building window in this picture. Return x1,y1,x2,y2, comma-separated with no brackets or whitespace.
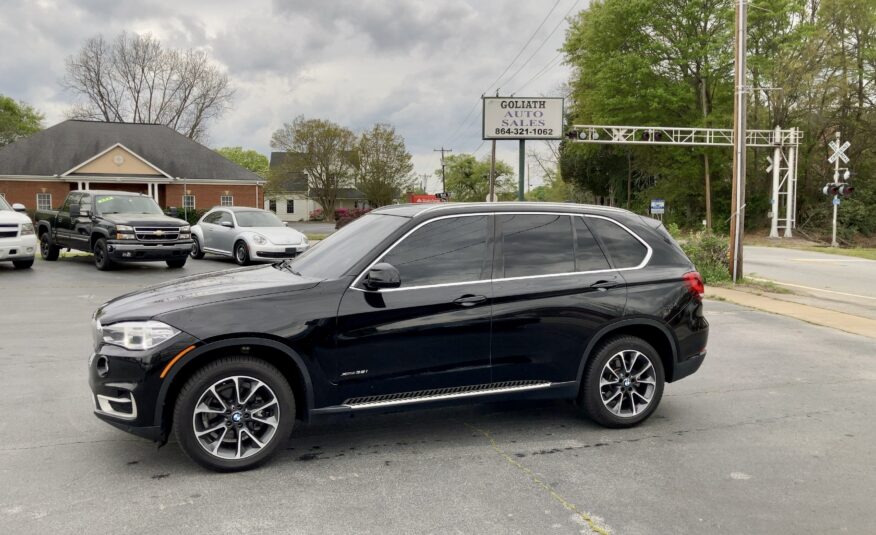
37,193,52,211
183,195,196,209
220,195,233,206
286,199,295,213
269,199,277,213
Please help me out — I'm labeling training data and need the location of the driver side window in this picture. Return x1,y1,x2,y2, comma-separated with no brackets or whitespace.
203,211,222,224
217,211,234,227
377,215,491,288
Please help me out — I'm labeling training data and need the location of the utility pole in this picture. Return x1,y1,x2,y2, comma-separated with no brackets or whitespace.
433,147,452,194
728,0,748,283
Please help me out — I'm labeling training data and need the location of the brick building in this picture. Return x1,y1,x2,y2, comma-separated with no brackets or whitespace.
0,120,264,212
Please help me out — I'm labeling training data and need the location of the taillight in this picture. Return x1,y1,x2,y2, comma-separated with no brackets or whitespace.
683,271,704,299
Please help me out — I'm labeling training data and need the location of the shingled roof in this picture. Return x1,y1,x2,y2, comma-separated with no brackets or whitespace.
0,120,263,182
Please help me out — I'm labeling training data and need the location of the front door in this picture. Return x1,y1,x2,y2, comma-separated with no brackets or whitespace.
332,214,494,403
212,211,236,253
55,192,82,248
490,213,627,384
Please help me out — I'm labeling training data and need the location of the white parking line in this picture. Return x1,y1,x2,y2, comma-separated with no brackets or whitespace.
748,277,876,301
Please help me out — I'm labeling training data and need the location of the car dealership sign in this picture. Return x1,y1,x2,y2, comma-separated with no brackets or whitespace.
482,97,564,140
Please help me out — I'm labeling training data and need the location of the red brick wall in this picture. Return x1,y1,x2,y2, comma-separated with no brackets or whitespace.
0,180,74,209
162,183,263,210
0,180,262,210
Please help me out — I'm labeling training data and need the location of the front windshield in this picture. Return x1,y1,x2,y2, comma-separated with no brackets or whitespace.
0,196,11,211
235,211,284,228
95,195,163,215
288,213,408,279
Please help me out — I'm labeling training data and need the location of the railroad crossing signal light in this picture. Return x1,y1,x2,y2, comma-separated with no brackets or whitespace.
642,130,663,142
838,183,855,196
565,129,580,140
822,183,840,196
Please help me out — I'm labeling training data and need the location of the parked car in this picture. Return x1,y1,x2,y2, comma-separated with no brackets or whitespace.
0,196,37,269
190,207,309,265
89,202,709,471
36,190,192,271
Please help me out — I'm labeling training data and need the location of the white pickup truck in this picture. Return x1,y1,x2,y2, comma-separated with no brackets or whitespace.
0,196,37,269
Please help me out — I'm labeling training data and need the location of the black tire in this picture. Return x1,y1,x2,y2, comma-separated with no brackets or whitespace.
40,233,60,261
166,257,187,269
12,258,34,269
190,236,205,259
580,335,665,428
93,237,114,271
173,357,295,472
234,240,250,266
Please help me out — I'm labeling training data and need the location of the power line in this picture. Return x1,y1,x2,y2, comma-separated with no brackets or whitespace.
499,0,581,93
513,53,562,95
442,0,563,145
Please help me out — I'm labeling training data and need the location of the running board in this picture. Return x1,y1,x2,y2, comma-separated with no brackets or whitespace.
342,380,552,410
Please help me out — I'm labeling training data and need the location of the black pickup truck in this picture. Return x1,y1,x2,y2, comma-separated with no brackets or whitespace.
36,190,193,270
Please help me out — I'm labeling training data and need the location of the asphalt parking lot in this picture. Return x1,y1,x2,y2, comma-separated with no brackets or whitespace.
1,256,874,534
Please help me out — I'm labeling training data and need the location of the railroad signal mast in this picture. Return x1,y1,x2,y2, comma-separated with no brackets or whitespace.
824,132,854,247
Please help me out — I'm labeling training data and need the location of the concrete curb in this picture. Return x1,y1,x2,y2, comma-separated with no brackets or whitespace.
706,286,876,340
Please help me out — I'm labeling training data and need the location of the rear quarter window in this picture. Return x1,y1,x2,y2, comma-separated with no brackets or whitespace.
585,216,648,269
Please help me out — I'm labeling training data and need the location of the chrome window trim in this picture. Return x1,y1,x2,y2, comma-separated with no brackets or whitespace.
350,211,652,293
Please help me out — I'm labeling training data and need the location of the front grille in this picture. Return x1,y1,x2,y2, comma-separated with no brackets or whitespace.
133,226,181,241
0,223,16,227
0,230,18,238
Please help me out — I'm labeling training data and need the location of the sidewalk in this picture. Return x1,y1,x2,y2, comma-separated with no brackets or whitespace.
706,286,876,340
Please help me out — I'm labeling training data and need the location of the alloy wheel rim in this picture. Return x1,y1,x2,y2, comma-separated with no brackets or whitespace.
94,244,104,264
192,375,280,460
41,236,48,256
236,245,246,262
191,239,199,258
599,350,657,418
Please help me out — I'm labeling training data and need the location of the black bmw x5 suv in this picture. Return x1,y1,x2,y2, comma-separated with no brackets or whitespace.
89,202,708,471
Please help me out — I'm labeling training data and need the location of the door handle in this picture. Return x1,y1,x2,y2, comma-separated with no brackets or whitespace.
453,294,487,307
589,280,619,291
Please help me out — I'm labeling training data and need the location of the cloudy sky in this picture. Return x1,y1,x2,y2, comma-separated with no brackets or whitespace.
1,0,583,191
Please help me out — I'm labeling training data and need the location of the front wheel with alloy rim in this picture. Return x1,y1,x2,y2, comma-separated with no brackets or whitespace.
234,240,250,266
580,335,665,428
190,236,205,259
93,237,114,271
40,233,59,261
173,357,295,472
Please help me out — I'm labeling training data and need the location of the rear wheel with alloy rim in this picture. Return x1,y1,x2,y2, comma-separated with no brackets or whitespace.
174,357,294,472
234,240,250,266
40,233,59,261
580,335,664,428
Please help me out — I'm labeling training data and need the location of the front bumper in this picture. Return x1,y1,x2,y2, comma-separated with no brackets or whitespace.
0,234,37,261
89,333,200,441
252,242,308,261
106,240,193,262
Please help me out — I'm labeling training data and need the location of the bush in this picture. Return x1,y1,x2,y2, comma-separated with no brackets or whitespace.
334,208,371,229
309,208,325,221
680,231,730,284
665,222,682,239
334,208,349,220
164,207,207,225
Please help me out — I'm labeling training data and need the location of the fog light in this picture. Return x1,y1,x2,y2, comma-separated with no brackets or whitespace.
26,247,34,253
96,356,109,377
123,252,133,258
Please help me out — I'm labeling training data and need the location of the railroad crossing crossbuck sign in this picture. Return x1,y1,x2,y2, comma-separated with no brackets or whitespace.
828,140,850,164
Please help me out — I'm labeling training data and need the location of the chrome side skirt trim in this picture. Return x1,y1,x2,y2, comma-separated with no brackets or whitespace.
342,380,552,410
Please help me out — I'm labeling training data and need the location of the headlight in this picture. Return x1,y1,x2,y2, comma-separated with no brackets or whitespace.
20,222,34,236
117,225,134,232
100,320,180,350
252,234,268,245
115,224,136,240
180,225,191,233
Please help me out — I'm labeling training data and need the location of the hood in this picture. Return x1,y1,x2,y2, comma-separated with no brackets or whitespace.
95,265,320,325
100,212,189,227
0,210,32,225
245,226,307,245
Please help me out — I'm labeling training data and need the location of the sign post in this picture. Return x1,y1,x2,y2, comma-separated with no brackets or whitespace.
828,132,851,247
483,96,563,201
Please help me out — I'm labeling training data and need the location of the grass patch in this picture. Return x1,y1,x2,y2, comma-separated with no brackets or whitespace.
794,246,876,261
305,233,329,241
711,277,794,294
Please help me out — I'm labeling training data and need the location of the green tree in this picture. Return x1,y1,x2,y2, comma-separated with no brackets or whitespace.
216,147,269,177
440,154,515,202
0,95,43,147
270,116,356,221
354,123,415,207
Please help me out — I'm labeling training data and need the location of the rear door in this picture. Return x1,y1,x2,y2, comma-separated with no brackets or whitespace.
332,214,494,402
489,213,627,384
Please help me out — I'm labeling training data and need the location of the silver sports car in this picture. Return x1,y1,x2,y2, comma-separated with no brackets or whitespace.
191,207,309,265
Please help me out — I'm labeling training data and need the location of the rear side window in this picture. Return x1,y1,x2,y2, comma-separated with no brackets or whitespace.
500,214,574,277
586,216,648,268
574,217,611,271
381,215,490,287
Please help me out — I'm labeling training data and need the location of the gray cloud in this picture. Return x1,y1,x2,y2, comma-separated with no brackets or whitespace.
0,0,578,186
